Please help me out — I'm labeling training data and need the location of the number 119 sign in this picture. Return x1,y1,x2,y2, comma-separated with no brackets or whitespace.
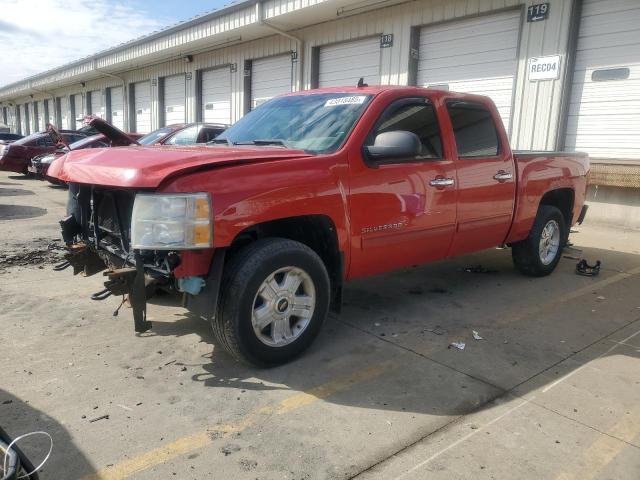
527,3,549,22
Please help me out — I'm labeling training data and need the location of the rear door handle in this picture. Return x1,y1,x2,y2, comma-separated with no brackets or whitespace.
429,177,455,187
493,171,513,182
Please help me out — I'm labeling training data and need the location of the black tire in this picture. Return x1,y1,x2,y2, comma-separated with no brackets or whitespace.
512,205,566,277
213,238,331,367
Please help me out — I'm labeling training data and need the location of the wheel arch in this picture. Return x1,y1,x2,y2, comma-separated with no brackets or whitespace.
226,215,344,313
539,188,575,226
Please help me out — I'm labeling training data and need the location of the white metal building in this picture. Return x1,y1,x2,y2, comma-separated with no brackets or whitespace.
0,0,638,197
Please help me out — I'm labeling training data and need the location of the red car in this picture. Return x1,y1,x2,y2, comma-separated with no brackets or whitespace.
53,86,589,366
30,118,143,181
0,129,87,174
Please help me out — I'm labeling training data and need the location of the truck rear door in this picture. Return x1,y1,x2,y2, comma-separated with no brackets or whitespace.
444,100,515,255
348,97,457,278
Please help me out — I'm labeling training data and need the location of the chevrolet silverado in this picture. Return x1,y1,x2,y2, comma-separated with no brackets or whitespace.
50,86,589,366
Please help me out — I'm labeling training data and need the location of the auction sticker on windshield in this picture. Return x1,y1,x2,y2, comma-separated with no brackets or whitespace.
324,96,367,107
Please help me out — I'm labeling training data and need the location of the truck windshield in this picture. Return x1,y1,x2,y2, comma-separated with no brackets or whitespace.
214,93,373,153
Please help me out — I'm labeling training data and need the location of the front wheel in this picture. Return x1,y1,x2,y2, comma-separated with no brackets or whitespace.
213,238,330,367
512,205,566,277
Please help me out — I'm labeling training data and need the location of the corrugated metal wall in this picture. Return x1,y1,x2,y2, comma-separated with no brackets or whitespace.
0,0,575,150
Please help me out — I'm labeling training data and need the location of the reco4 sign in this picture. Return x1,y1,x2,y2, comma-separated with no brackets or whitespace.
528,55,561,81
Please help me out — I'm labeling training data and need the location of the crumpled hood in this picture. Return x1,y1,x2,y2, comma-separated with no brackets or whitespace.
49,145,312,188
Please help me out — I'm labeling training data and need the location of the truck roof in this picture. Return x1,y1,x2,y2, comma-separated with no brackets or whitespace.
281,85,492,103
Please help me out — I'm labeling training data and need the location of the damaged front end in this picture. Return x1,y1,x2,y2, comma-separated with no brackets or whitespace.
57,185,215,334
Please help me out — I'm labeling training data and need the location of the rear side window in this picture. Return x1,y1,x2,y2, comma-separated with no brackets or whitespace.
164,125,199,145
369,99,443,159
446,101,499,158
200,127,225,143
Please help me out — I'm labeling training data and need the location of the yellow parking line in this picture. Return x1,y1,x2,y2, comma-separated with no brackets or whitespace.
82,362,395,480
497,265,640,327
554,406,640,480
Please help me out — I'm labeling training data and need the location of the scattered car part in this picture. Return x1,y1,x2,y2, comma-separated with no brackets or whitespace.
576,259,601,277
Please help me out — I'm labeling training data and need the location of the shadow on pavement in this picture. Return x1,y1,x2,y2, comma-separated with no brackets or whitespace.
0,204,47,220
0,187,34,197
0,389,95,478
141,243,640,417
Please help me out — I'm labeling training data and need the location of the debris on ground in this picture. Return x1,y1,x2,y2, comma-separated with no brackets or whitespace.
0,237,65,272
423,326,446,336
429,287,449,294
563,255,581,260
596,296,606,301
464,265,498,274
472,330,484,340
220,444,242,456
576,259,601,277
408,287,424,295
448,341,466,350
89,414,109,423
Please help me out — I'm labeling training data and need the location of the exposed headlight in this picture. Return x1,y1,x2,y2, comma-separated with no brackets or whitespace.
130,193,212,250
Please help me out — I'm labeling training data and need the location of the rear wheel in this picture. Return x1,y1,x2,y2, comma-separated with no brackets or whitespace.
213,238,330,366
512,205,566,277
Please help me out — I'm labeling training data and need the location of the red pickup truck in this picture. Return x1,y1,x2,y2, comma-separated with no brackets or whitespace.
52,86,589,366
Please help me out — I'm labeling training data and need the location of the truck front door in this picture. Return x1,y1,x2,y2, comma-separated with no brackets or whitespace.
445,100,516,255
348,97,457,278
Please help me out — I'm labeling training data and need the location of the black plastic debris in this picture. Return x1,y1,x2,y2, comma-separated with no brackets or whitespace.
576,259,601,277
464,265,498,274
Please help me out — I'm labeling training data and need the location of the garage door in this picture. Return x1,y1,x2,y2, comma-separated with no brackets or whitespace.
89,91,103,118
72,94,83,128
22,104,30,135
318,37,381,88
59,96,69,129
565,0,640,162
163,75,186,126
417,10,520,132
134,81,152,133
201,68,232,124
251,54,292,108
37,101,45,130
109,86,124,130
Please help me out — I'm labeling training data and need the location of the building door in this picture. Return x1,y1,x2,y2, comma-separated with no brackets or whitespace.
89,90,103,118
564,0,640,162
251,54,292,109
72,94,83,128
162,74,186,126
417,10,521,132
133,81,152,133
108,86,125,130
201,67,232,124
318,36,381,88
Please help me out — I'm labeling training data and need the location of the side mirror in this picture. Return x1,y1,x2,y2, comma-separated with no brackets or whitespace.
364,130,421,160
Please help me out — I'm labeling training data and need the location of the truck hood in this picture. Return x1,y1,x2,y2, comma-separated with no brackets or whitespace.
49,145,312,188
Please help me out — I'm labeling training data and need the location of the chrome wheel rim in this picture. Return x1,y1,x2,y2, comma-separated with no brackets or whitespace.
539,220,560,265
251,266,316,347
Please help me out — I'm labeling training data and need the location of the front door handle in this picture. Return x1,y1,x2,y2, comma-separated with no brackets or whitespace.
429,177,455,187
493,171,513,182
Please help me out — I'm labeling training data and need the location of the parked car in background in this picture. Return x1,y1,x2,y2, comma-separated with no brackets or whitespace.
137,123,228,146
30,116,142,182
53,86,589,367
0,132,23,143
0,129,87,174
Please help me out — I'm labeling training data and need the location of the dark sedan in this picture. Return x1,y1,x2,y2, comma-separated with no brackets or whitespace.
0,129,87,174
